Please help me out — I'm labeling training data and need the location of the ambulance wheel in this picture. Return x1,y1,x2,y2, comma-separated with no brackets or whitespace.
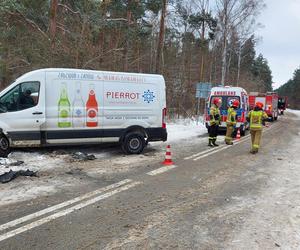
122,132,145,154
0,134,10,157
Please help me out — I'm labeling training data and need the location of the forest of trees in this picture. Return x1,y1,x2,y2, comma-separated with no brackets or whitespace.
0,0,273,115
277,68,300,109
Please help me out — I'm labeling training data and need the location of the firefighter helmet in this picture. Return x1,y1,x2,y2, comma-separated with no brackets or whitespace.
213,98,222,105
255,102,264,109
232,100,240,108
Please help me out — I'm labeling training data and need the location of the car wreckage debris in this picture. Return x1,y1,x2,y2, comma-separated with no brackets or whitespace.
72,152,96,161
0,169,37,183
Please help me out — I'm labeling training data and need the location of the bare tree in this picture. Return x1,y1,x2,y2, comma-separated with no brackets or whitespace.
49,0,58,49
155,0,167,74
216,0,263,85
123,0,132,71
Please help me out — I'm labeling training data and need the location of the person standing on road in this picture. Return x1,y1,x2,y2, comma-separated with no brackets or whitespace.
225,100,239,145
208,97,222,147
247,102,268,154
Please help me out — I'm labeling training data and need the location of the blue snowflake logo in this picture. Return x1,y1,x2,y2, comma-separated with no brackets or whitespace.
142,90,155,103
75,109,82,116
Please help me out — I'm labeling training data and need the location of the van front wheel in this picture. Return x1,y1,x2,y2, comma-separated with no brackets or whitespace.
0,134,10,157
122,132,145,154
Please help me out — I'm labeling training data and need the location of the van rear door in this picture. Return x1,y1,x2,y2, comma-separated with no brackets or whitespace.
0,80,45,146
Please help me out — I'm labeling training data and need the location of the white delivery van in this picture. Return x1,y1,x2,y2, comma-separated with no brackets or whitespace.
0,68,167,156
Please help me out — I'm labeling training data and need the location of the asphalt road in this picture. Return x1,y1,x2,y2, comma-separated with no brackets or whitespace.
0,112,299,250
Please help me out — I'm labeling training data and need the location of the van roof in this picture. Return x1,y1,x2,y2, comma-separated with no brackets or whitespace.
16,68,164,82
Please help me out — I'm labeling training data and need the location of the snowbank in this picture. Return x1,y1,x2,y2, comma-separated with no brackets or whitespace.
287,109,300,119
166,118,207,142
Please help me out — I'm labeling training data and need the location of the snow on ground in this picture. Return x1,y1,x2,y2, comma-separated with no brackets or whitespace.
287,109,300,119
0,151,66,175
166,118,207,142
0,178,77,206
0,118,207,206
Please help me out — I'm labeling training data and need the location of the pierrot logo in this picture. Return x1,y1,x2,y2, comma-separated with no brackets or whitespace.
142,90,155,103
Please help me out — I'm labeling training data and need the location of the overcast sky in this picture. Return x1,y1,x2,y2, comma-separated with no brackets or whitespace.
256,0,300,89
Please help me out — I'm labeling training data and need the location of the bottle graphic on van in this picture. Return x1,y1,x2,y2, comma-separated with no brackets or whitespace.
72,82,85,128
86,84,98,127
58,83,71,128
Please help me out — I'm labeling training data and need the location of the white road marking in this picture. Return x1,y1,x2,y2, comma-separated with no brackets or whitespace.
185,132,254,161
0,181,141,243
147,165,177,176
193,145,232,161
184,147,222,160
192,124,280,161
190,135,250,161
0,179,132,232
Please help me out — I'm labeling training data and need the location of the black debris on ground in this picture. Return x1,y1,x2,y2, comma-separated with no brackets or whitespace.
71,152,96,161
0,169,38,184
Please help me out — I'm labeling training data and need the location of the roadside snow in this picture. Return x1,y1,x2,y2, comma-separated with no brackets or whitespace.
0,152,66,175
287,109,300,119
166,118,207,142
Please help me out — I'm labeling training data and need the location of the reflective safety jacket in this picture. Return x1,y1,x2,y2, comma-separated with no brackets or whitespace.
247,110,268,130
209,104,221,126
226,107,237,126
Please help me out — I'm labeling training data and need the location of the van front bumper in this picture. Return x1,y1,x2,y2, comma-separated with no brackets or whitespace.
146,128,167,142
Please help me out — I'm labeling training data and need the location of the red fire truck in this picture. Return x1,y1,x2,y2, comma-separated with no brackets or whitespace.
249,92,279,121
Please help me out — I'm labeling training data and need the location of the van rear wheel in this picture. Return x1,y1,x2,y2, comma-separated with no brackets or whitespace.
0,134,10,157
122,132,146,154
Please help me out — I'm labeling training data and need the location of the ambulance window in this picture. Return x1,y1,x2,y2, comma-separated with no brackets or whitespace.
0,82,40,112
210,96,241,110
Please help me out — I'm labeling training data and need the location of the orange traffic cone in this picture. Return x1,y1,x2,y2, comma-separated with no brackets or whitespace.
162,145,174,165
236,128,241,140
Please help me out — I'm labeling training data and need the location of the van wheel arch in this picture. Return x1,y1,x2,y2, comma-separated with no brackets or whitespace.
119,126,148,143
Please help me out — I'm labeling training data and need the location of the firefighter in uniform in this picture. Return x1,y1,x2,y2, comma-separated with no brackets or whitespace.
225,100,240,145
208,97,222,147
247,102,268,154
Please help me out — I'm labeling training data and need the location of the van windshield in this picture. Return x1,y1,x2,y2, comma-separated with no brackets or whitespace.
210,96,241,110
